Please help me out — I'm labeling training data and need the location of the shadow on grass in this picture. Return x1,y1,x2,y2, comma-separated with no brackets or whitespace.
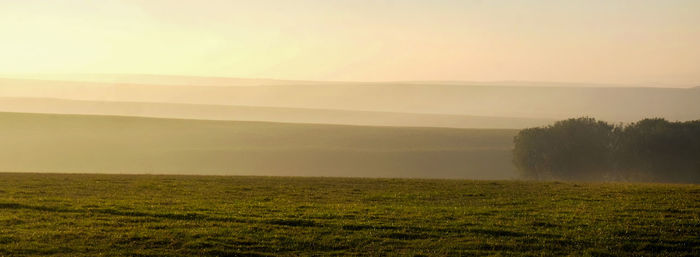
468,228,526,237
0,202,324,229
0,202,72,213
0,202,236,222
264,218,319,227
0,201,559,240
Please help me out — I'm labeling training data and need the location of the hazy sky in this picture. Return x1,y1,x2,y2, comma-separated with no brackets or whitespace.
1,0,699,85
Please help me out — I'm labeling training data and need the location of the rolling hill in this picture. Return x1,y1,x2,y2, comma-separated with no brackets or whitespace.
0,112,518,179
0,97,553,129
1,77,698,122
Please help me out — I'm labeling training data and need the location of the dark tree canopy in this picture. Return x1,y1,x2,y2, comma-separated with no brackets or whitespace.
513,117,700,183
615,119,700,182
513,117,616,181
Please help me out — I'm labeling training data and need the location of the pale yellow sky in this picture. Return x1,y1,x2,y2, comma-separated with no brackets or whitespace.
1,0,699,85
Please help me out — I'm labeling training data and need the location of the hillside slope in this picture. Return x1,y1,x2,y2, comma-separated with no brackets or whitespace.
0,97,552,129
0,112,517,179
1,78,698,121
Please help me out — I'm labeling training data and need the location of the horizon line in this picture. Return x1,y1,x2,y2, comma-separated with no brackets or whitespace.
0,72,698,89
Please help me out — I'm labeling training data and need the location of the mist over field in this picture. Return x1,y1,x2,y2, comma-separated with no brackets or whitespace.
0,112,517,179
1,76,699,124
2,1,700,255
0,75,696,181
0,96,553,129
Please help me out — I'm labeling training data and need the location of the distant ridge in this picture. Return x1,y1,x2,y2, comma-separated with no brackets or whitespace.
1,77,698,122
397,80,638,88
0,73,358,87
3,74,696,88
0,97,554,129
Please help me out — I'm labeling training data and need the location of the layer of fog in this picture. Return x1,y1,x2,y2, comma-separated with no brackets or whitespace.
0,76,698,124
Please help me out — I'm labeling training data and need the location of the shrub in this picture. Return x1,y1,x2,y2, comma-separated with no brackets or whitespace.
513,117,700,182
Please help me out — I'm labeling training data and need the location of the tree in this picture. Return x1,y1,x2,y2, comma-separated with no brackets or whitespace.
513,117,615,181
514,117,700,182
616,118,700,182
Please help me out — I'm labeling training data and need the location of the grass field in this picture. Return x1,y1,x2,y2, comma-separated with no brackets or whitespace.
0,173,697,256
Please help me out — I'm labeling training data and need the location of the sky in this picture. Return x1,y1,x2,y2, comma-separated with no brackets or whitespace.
1,0,699,85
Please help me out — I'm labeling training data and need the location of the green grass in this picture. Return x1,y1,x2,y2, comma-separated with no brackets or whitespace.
0,173,697,256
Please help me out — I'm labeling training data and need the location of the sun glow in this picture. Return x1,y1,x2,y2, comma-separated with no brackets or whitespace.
1,0,699,85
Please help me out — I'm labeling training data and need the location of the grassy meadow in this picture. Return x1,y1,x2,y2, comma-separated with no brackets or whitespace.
0,173,697,256
3,1,700,256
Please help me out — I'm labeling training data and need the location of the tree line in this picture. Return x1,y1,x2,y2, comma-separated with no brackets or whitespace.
513,117,700,183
